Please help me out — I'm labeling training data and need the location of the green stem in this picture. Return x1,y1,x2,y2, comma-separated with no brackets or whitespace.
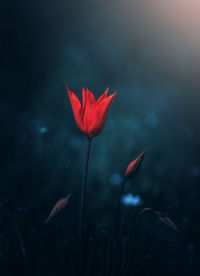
113,177,127,239
110,178,128,276
80,137,92,236
80,137,92,274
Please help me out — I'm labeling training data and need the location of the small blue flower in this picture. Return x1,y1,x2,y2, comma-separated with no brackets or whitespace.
121,193,143,206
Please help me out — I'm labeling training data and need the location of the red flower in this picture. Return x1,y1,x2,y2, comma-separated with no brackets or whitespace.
125,150,146,178
66,84,116,137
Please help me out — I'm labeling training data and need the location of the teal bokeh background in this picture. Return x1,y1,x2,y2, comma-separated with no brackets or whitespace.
1,1,200,274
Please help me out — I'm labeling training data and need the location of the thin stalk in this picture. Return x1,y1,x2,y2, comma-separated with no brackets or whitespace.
80,137,92,275
113,178,127,236
110,178,128,275
130,208,156,275
80,137,92,236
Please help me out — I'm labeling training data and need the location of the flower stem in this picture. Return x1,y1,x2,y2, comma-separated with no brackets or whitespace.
113,177,127,240
80,137,91,275
80,137,92,237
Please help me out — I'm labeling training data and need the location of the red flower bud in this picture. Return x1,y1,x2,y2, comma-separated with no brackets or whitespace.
45,194,72,224
125,150,146,178
66,84,116,138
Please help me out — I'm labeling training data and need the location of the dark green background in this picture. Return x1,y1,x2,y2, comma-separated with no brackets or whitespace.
1,1,200,275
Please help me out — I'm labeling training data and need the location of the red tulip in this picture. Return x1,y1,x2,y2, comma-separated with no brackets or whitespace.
125,150,146,178
66,84,116,137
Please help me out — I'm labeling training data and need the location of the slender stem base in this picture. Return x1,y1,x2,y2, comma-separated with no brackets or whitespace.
110,178,127,276
113,178,127,240
80,137,91,236
80,137,92,275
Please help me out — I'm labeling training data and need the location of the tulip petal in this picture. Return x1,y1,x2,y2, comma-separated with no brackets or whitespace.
82,87,86,110
83,88,97,134
66,85,117,137
97,88,109,103
85,88,96,104
66,84,84,132
125,150,146,178
89,92,116,137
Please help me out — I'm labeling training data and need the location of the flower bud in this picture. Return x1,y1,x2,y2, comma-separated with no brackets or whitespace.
125,150,146,179
45,193,72,224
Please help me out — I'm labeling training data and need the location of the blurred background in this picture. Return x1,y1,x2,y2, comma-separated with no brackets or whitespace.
1,0,200,275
